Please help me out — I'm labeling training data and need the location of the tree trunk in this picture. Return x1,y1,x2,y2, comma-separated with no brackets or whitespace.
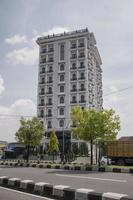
26,146,30,163
95,142,98,164
98,141,101,167
53,152,54,163
90,140,93,165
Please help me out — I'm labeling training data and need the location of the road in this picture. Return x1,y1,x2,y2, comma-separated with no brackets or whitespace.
0,186,54,200
0,167,133,197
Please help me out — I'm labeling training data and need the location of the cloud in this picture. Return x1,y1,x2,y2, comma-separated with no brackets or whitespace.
0,75,5,95
43,26,70,36
5,27,70,66
0,99,36,142
6,46,38,65
5,35,28,45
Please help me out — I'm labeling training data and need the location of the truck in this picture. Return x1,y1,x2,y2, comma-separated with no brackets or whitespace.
107,140,133,165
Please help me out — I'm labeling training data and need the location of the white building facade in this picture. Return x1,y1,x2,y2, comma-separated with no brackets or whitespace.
36,28,102,152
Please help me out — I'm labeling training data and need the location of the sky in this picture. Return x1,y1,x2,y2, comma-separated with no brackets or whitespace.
0,0,133,142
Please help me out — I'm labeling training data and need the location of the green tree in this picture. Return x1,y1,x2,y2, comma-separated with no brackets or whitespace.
48,130,59,163
15,117,45,162
71,107,120,165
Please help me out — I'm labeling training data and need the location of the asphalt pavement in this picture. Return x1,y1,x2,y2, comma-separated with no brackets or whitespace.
0,167,133,197
0,186,54,200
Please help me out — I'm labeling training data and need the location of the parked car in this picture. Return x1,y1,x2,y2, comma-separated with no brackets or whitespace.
100,156,111,165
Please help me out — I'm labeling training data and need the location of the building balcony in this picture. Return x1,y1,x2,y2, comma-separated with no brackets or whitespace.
40,60,46,64
78,43,85,48
46,102,53,106
47,80,53,84
38,103,44,107
40,71,45,74
41,49,47,54
39,82,45,85
70,101,77,104
71,89,77,92
70,67,77,70
39,92,45,95
78,65,85,69
71,78,77,81
38,114,44,118
47,126,52,129
70,55,77,59
78,77,85,80
79,88,86,92
48,48,54,52
47,91,53,94
78,54,85,58
48,58,54,62
46,114,52,117
71,44,77,49
47,69,53,73
79,100,86,103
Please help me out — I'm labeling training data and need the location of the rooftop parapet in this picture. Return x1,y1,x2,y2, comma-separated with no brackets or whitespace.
37,28,89,44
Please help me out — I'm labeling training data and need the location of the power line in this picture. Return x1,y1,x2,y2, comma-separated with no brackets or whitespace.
103,85,133,97
0,84,133,119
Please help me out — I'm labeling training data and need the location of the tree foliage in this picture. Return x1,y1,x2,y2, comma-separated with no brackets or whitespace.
71,107,121,164
48,130,59,162
15,117,45,161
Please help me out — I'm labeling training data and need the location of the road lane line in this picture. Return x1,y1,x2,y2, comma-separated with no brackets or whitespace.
55,174,127,183
0,186,54,200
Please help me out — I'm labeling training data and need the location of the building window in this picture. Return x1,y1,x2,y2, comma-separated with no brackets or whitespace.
72,84,76,91
71,41,77,49
60,44,65,61
79,51,85,58
40,88,44,95
41,77,45,84
78,39,84,47
72,63,76,69
48,76,52,83
60,74,64,82
48,56,53,62
48,87,52,94
48,44,54,52
80,83,85,91
48,98,52,105
80,72,85,79
48,121,52,128
40,110,44,117
48,66,53,72
40,99,44,106
48,109,52,117
42,67,45,73
59,119,64,127
71,51,77,59
60,64,65,71
60,85,64,93
41,57,46,63
72,73,77,80
41,46,47,53
80,95,85,102
60,96,64,104
79,62,84,68
59,108,64,115
72,96,76,103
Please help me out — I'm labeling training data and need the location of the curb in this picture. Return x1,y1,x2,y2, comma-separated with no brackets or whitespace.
0,176,132,200
1,160,133,175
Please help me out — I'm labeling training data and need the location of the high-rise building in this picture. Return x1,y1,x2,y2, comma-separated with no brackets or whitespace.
36,28,102,152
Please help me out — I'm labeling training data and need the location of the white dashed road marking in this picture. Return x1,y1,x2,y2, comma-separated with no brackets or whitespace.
56,174,127,183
